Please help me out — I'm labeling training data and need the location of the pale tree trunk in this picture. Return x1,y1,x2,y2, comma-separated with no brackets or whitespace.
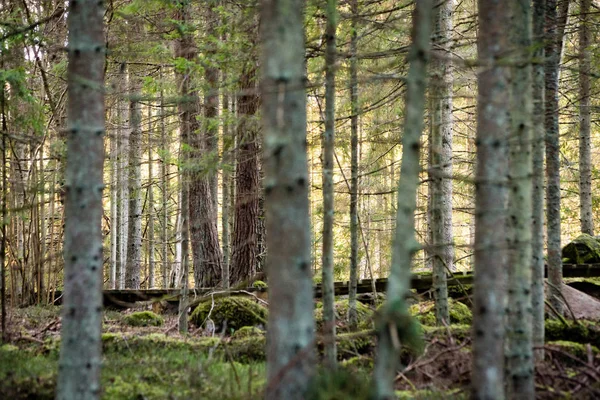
471,0,511,398
221,73,231,288
1,60,7,341
56,0,105,398
348,0,359,328
147,105,155,288
373,1,432,397
544,0,568,316
159,68,169,288
429,0,454,325
118,63,129,290
125,74,142,289
109,96,118,289
230,65,260,285
506,0,534,397
261,0,316,398
578,0,593,235
531,0,546,362
321,0,337,368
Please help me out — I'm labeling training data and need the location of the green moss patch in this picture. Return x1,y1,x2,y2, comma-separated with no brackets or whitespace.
410,299,472,326
562,234,600,264
123,311,164,327
545,319,600,346
315,299,372,331
190,297,267,333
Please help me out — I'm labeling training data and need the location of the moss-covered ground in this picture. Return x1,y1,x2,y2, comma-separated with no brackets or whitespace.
3,296,600,399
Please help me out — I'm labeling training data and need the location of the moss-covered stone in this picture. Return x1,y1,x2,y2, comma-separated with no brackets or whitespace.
410,299,472,326
252,280,268,289
123,311,164,327
547,340,599,361
562,234,600,264
544,319,600,346
227,336,266,363
315,299,372,331
190,297,268,332
231,326,264,339
337,331,375,358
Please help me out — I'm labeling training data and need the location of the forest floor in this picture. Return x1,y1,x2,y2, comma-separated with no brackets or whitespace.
1,286,600,399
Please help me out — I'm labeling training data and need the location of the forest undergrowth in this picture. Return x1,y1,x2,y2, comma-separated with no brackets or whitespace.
0,303,599,399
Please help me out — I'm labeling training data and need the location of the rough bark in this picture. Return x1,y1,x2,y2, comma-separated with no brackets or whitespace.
147,106,155,288
221,74,231,288
109,92,118,289
56,0,104,398
117,63,128,290
261,0,316,398
159,68,169,288
230,66,260,285
578,0,593,236
506,0,534,397
348,0,359,328
429,0,454,326
321,0,337,368
205,0,219,215
544,0,567,316
125,75,142,290
471,0,511,398
372,1,432,397
532,0,546,362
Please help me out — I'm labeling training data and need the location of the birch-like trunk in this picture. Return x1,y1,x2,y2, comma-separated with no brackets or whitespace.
372,1,432,397
147,105,155,288
428,0,454,325
109,95,118,289
348,0,360,328
471,0,511,398
506,0,534,396
118,63,129,290
578,0,593,235
159,68,169,288
321,0,337,368
544,0,567,316
56,0,105,397
531,0,546,362
125,76,142,290
261,0,316,397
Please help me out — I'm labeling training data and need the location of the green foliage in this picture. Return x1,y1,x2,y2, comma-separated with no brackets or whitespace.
410,299,472,326
123,311,164,327
562,234,600,264
251,280,268,289
190,297,268,332
231,326,264,339
306,367,373,400
375,299,425,355
315,299,372,331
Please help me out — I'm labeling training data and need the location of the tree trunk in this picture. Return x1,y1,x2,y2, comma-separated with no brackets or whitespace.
348,0,360,328
373,1,432,397
221,73,231,288
429,0,454,325
159,68,169,288
117,62,128,290
230,66,260,285
471,0,511,398
56,0,104,397
506,0,534,396
261,0,316,397
321,0,337,368
147,105,155,288
578,0,593,235
531,0,546,362
544,0,568,316
125,74,142,290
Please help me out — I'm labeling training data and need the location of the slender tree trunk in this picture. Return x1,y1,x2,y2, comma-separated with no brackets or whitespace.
578,0,593,235
125,75,142,289
321,0,337,368
506,0,534,397
118,63,129,290
230,66,260,285
147,105,155,288
221,74,231,288
348,0,359,328
544,0,567,316
471,0,511,398
1,65,7,342
373,1,432,397
429,0,454,325
56,0,105,397
205,1,219,214
159,68,169,288
261,0,316,397
531,0,546,362
109,92,118,289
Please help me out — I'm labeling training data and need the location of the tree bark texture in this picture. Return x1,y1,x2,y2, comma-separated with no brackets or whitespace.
56,0,105,398
260,0,316,398
506,0,534,397
373,1,432,398
578,0,593,235
531,0,546,362
321,0,338,368
230,66,260,285
429,0,454,325
471,0,511,398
